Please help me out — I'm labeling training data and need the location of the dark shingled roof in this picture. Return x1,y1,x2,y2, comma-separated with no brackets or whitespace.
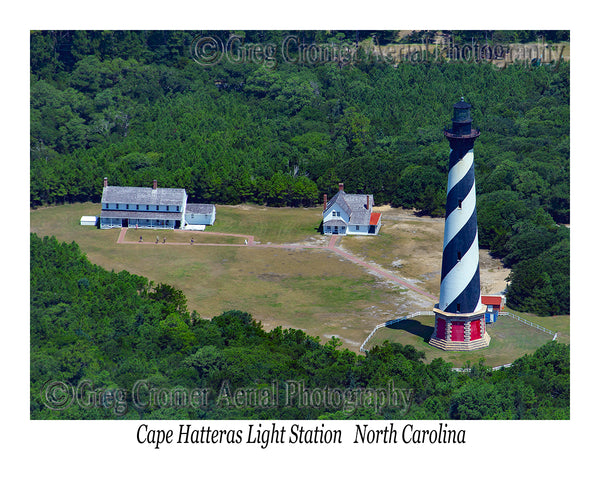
101,186,186,206
185,203,215,214
325,191,374,226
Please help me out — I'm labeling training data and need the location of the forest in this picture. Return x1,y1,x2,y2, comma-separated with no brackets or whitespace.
31,234,570,420
30,30,570,314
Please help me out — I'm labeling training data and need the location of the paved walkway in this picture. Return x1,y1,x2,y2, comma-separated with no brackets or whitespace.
328,244,437,300
115,228,436,301
117,227,128,243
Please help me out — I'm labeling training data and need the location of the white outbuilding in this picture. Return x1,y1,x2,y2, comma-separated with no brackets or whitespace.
80,216,97,226
185,203,216,227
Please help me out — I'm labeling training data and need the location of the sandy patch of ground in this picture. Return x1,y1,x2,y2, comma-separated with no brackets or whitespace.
341,205,510,310
480,250,509,295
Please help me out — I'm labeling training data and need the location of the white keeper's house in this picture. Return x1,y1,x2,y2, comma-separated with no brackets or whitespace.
322,183,381,236
100,177,215,229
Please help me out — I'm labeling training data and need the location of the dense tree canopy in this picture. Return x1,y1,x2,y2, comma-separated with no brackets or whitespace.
30,30,569,315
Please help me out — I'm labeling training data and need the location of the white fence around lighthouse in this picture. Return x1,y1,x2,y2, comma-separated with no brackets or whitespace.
359,310,558,367
359,311,434,353
497,311,556,336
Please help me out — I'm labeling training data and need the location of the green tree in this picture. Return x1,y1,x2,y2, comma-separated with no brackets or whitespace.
158,313,195,352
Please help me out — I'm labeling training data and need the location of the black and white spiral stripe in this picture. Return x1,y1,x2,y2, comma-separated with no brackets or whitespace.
439,142,482,314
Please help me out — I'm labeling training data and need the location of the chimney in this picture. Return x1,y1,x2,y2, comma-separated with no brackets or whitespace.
103,177,108,188
323,194,328,211
367,195,370,210
153,179,157,190
339,183,344,192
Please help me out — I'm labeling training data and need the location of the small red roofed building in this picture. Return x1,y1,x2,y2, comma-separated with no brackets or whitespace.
481,295,506,323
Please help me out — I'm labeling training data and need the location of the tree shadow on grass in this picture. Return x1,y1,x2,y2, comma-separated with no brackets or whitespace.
315,220,323,234
385,319,434,343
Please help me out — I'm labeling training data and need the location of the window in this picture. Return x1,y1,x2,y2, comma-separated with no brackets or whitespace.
456,303,461,313
136,205,139,210
126,204,129,209
116,203,119,209
457,251,462,261
458,199,462,209
176,206,179,212
166,205,169,211
355,225,359,231
156,205,159,210
146,205,149,210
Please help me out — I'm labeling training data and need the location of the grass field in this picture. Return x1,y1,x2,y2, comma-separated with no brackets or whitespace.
364,314,560,367
30,202,570,361
124,228,248,244
204,205,324,244
30,203,413,350
502,307,570,344
341,214,445,297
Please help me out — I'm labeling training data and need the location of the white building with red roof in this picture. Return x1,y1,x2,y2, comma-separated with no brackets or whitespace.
322,183,381,236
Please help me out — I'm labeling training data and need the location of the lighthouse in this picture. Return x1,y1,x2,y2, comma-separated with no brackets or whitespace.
429,98,490,350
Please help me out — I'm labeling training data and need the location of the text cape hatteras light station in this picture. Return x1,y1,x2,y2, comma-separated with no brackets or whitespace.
136,422,466,449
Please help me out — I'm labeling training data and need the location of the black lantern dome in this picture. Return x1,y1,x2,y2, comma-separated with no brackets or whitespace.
444,97,480,139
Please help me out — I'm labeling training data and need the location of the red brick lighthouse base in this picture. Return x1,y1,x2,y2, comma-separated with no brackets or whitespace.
429,306,490,351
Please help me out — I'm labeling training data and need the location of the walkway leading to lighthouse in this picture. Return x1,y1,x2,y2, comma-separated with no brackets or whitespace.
116,228,437,301
327,244,437,300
